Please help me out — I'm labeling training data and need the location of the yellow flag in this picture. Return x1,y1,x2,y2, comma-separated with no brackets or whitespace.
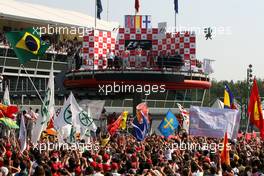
101,136,110,147
120,111,128,130
135,16,142,28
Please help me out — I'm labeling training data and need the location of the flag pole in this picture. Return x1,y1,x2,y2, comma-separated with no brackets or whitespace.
95,0,97,29
107,0,109,22
21,64,44,104
245,112,250,134
175,12,177,33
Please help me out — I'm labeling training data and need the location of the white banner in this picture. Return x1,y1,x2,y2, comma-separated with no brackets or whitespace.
79,100,105,120
54,92,81,130
189,106,240,139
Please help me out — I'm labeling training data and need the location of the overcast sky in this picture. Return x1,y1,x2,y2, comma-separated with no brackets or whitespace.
19,0,264,81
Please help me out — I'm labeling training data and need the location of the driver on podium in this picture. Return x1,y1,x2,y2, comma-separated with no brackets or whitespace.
135,46,142,68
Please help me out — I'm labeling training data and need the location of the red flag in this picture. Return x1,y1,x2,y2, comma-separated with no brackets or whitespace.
0,104,19,119
46,115,54,129
248,78,264,138
135,0,140,14
220,132,230,166
107,115,122,136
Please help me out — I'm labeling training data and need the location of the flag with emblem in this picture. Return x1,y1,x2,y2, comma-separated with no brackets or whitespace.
248,78,264,138
158,110,179,138
5,27,49,64
32,64,54,145
77,109,97,137
132,114,148,141
141,15,152,28
3,85,10,106
55,92,81,130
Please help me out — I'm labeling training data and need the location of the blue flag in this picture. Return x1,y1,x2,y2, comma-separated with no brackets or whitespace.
174,0,178,14
158,110,179,138
132,115,148,141
97,0,103,19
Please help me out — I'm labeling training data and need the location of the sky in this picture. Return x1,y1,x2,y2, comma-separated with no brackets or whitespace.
19,0,264,81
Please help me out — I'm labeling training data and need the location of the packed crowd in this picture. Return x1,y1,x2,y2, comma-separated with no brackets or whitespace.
0,108,264,176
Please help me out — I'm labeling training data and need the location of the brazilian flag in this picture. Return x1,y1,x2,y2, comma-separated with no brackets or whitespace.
5,27,49,64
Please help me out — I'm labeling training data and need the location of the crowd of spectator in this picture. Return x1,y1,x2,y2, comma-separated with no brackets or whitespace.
0,107,264,176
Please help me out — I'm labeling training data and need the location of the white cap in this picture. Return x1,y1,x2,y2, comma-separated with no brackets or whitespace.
0,167,9,176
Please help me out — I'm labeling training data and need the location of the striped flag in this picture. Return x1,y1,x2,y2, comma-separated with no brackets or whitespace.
125,15,135,28
135,15,142,28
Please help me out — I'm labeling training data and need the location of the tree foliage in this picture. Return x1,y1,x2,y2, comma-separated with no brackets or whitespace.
203,78,264,106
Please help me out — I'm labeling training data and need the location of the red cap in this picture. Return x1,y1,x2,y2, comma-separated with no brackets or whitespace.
51,163,59,171
75,166,82,175
97,163,103,170
111,163,118,170
6,150,12,158
103,153,110,161
103,163,111,172
146,159,152,164
6,143,11,149
90,161,97,168
204,157,211,163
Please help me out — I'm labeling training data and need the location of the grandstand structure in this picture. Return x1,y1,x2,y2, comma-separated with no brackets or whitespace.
0,0,211,116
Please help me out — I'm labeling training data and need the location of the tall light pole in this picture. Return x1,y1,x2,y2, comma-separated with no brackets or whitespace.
245,64,253,132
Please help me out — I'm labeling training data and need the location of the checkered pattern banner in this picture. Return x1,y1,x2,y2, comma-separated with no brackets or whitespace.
82,28,196,69
82,30,116,69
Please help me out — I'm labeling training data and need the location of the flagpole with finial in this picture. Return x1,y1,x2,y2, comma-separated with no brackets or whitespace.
95,0,97,29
